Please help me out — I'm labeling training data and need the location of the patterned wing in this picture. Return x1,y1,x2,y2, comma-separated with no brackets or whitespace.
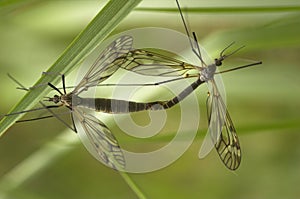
73,35,133,94
115,49,198,77
73,108,125,169
199,79,241,170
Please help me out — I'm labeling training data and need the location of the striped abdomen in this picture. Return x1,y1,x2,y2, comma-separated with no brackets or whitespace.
162,78,204,109
72,78,204,113
75,97,163,113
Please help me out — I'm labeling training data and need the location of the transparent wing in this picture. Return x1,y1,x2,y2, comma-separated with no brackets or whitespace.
199,79,241,170
73,35,133,94
117,49,199,77
73,108,125,170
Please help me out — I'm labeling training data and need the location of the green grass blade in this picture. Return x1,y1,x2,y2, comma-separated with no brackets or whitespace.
0,0,142,136
136,6,300,13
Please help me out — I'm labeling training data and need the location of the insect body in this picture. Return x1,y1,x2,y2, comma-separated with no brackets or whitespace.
110,1,262,170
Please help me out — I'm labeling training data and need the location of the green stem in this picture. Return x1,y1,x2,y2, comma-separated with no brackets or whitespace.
119,171,147,199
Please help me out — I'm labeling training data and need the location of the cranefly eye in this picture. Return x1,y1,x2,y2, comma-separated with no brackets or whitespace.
53,95,60,103
215,58,222,66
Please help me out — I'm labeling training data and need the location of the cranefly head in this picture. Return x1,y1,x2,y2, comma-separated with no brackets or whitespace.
214,42,245,67
44,95,61,104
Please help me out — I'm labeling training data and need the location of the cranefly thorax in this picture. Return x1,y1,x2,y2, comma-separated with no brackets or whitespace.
60,93,74,107
199,64,217,82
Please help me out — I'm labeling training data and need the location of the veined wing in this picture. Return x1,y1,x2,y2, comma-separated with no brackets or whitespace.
199,79,241,170
73,108,125,169
73,35,133,94
117,49,199,77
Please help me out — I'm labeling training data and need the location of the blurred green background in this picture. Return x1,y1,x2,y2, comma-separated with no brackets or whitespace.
0,0,300,198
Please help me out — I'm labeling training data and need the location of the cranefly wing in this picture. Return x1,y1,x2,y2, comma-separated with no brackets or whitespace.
73,108,125,169
199,79,241,170
73,35,133,95
116,49,198,77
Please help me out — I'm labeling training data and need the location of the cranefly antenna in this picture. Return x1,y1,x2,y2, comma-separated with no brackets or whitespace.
214,43,246,66
220,43,246,60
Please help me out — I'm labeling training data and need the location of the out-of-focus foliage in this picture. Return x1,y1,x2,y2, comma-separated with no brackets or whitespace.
0,0,300,199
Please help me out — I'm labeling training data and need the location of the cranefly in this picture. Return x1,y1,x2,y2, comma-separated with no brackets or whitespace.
1,36,164,170
112,0,262,170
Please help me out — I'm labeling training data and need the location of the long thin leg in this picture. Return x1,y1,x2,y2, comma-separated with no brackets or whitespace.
70,112,77,133
176,0,206,66
48,82,63,95
39,101,75,132
192,32,206,67
216,61,262,74
43,72,67,85
62,74,67,94
13,105,64,122
16,115,55,123
176,0,195,55
99,76,197,87
35,75,199,90
7,73,30,91
29,72,64,90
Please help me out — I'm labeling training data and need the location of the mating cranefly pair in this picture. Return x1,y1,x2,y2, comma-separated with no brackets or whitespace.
0,0,262,171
